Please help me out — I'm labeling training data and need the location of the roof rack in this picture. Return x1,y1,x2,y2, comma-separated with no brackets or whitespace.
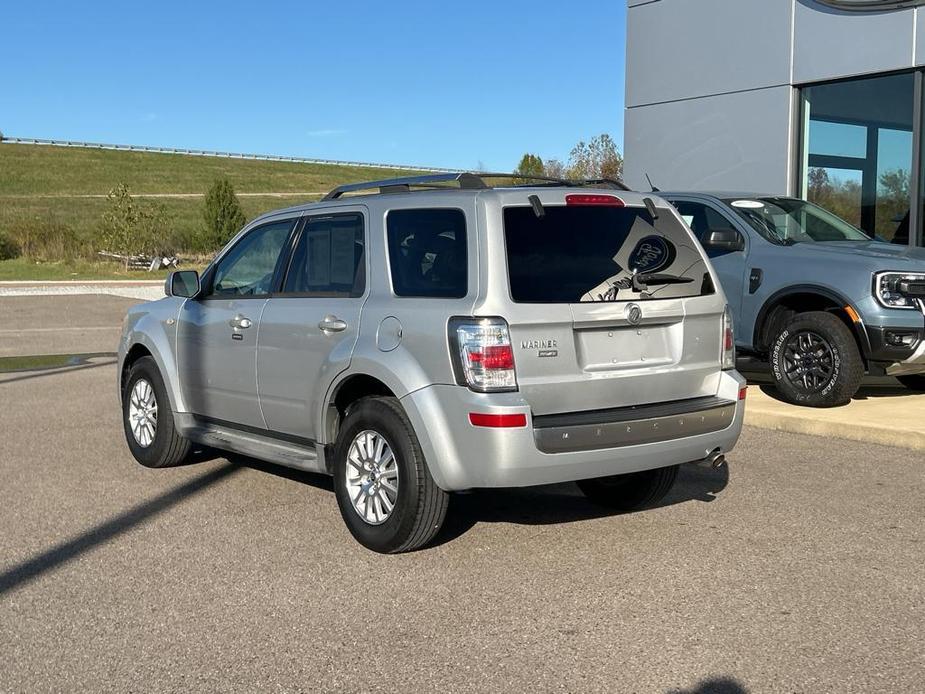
322,172,630,200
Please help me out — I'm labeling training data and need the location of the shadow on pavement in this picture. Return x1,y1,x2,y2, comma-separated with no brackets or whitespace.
0,461,239,595
224,453,730,548
669,676,749,694
434,462,730,547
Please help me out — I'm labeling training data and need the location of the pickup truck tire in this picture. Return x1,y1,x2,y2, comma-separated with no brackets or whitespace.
332,397,448,554
122,356,192,468
897,375,925,391
577,464,679,512
770,311,863,407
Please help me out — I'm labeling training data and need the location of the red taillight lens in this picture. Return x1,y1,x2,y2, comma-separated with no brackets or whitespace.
449,318,518,392
722,306,735,370
739,386,748,401
469,345,514,370
565,194,625,207
468,412,527,428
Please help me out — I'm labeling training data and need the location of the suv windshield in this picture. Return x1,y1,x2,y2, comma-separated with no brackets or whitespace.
503,204,711,303
725,197,871,245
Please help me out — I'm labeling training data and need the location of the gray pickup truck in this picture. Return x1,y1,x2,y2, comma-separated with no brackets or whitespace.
662,192,925,407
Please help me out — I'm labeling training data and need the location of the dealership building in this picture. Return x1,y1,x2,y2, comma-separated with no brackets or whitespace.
623,0,925,246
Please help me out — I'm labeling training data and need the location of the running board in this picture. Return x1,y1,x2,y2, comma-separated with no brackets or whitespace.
174,414,328,474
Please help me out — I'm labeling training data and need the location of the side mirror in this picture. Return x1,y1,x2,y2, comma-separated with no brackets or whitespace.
166,270,200,298
704,229,744,252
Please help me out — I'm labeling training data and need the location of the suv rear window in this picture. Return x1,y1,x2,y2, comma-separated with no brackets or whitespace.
387,208,467,298
504,205,710,303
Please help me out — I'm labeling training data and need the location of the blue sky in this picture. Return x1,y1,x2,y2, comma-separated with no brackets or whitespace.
0,1,627,171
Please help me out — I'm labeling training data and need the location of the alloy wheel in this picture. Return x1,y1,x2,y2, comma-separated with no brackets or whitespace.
781,330,836,393
128,378,158,448
345,430,399,525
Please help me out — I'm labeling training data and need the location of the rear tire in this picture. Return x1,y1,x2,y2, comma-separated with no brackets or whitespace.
332,397,448,553
769,311,863,407
122,356,192,468
577,465,679,512
897,374,925,391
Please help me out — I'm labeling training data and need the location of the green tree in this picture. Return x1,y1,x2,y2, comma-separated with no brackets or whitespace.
566,134,623,181
202,178,247,251
99,183,171,267
514,153,545,182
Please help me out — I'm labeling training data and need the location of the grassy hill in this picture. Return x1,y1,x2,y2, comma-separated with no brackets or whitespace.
0,143,432,279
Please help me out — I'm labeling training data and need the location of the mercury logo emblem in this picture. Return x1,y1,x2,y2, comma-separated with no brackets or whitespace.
626,303,643,325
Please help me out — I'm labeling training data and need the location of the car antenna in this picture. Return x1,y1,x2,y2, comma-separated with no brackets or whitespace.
645,173,660,192
528,194,545,219
643,197,659,220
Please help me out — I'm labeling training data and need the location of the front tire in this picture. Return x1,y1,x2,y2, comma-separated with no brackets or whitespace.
577,465,679,512
332,397,448,553
897,374,925,391
769,311,863,407
122,356,192,468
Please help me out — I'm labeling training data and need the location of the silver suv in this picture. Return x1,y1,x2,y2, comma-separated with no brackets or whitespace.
118,173,746,553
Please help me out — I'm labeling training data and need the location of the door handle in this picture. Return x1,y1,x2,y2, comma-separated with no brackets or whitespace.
318,315,347,333
229,315,253,330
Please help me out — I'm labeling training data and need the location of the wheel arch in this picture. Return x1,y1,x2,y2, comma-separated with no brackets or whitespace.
320,370,401,446
119,327,186,412
752,285,871,363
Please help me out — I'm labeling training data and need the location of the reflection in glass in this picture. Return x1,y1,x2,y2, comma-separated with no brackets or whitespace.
802,73,913,243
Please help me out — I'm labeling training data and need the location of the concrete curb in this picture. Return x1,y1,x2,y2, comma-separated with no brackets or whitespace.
744,388,925,452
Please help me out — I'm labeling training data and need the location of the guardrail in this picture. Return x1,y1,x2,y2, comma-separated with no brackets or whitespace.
0,136,457,173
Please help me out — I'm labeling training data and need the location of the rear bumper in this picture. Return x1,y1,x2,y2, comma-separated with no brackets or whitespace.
401,370,746,491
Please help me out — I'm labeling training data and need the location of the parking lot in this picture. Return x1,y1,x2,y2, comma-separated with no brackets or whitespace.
1,294,923,692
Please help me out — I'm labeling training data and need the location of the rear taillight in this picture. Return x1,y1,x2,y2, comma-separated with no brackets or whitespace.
449,317,517,392
722,306,735,370
565,194,625,207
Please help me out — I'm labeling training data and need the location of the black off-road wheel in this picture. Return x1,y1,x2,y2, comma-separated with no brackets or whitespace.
769,311,863,407
897,374,925,391
577,465,679,512
332,397,448,554
122,356,192,468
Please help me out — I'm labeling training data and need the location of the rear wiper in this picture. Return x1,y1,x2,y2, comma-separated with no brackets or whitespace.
632,272,695,292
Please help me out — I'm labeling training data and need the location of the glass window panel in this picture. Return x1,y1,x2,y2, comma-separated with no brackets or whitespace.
802,72,914,241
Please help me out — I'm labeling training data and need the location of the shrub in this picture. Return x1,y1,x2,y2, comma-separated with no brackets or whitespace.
202,178,246,251
5,220,84,261
98,183,174,266
0,230,20,260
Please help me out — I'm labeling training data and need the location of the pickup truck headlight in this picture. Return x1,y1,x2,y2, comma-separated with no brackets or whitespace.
874,272,925,309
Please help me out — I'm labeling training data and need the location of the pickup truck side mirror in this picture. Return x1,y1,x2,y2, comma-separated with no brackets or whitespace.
704,229,745,252
166,270,200,298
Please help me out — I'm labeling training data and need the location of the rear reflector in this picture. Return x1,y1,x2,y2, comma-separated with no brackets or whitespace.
739,386,747,401
565,194,625,207
468,412,527,428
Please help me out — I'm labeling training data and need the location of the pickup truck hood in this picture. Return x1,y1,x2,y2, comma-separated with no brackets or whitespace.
792,240,925,267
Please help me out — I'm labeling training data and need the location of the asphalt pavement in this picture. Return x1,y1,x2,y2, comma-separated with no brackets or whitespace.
0,294,923,693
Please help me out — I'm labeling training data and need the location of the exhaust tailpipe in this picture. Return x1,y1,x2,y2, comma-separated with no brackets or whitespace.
697,448,726,470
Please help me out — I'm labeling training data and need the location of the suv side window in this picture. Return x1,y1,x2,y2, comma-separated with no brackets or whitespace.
673,201,739,257
209,220,294,297
386,208,467,298
282,213,365,297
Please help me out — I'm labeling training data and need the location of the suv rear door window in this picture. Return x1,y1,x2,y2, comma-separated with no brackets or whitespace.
503,205,709,303
283,213,365,297
387,209,467,298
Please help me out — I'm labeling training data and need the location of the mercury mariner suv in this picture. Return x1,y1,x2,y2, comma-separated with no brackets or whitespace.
118,173,746,553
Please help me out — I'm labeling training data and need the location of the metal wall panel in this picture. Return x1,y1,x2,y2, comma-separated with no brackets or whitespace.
626,0,792,108
624,86,794,193
916,7,925,65
793,1,915,83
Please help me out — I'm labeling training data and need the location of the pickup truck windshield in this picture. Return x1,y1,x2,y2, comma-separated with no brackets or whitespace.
725,197,871,245
503,204,710,303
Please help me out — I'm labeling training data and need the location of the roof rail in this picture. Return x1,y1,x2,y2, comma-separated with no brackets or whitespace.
322,171,630,200
323,173,487,200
